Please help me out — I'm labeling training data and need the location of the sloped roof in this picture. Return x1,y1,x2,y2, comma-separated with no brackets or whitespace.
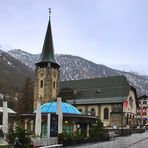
66,97,127,105
60,75,133,103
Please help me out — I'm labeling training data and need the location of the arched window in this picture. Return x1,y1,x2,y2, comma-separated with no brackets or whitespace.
40,80,43,88
129,97,133,107
132,115,134,119
79,109,83,113
104,108,109,120
143,101,147,104
90,108,96,116
53,81,56,89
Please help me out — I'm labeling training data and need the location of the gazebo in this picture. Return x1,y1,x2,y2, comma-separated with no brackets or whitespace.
13,101,96,138
33,101,96,137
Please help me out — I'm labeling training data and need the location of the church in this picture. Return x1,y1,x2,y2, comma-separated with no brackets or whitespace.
60,76,137,127
33,10,137,128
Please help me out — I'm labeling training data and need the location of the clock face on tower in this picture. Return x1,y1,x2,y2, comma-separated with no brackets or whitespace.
38,69,45,77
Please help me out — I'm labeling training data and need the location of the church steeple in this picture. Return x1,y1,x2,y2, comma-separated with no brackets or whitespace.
36,8,59,68
34,9,60,108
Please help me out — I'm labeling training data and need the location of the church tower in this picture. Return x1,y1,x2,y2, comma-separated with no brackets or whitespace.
34,9,60,109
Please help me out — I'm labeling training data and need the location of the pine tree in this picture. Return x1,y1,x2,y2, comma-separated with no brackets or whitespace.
17,77,34,114
7,121,32,148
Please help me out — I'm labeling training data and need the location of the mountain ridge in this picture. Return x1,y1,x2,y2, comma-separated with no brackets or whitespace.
7,49,148,97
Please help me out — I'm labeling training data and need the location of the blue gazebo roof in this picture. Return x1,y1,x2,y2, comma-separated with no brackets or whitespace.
40,102,81,114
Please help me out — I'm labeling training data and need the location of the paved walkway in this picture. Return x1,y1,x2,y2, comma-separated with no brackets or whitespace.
66,132,148,148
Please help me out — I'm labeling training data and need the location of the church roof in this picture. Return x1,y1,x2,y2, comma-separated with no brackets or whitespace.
60,75,136,103
36,9,59,67
40,102,81,114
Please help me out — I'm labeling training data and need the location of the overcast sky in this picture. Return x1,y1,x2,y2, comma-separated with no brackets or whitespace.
0,0,148,74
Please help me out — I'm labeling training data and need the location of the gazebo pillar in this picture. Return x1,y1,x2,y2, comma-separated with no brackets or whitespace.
13,121,16,129
73,124,77,133
87,124,89,137
24,119,28,130
30,120,34,131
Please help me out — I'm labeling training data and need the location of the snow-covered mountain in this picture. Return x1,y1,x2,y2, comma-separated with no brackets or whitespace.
0,50,33,95
8,49,38,69
7,49,148,96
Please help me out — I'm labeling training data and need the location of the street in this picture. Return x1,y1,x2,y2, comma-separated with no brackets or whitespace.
66,131,148,148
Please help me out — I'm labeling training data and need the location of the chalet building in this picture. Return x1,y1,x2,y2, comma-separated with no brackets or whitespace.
137,95,148,125
60,76,137,127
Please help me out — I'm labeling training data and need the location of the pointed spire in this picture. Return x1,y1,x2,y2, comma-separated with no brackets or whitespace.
36,9,59,67
49,8,51,17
